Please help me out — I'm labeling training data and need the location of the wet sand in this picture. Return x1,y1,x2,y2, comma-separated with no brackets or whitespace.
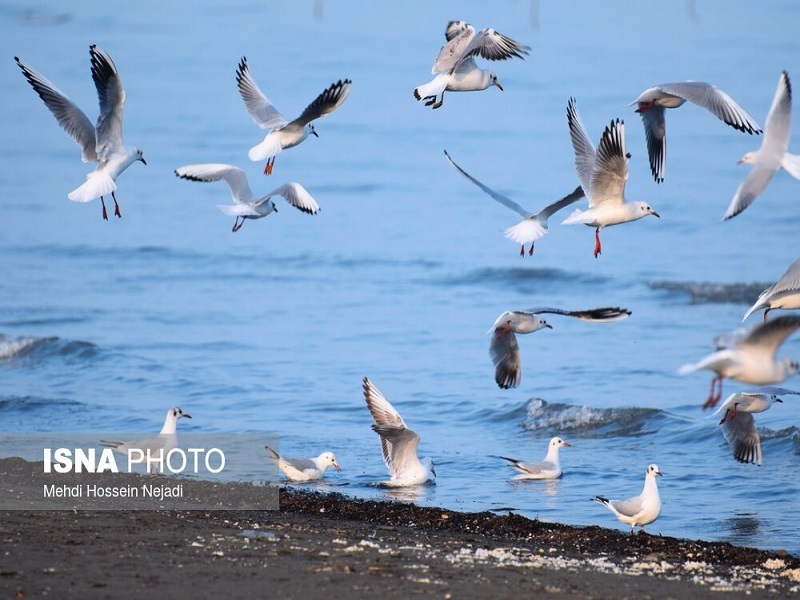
1,458,799,598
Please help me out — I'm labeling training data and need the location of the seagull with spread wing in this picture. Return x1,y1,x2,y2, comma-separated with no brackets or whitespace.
414,21,529,109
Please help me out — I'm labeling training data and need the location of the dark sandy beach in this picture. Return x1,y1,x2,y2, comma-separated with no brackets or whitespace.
1,458,798,599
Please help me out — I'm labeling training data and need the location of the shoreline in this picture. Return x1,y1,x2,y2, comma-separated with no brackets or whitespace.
2,458,799,598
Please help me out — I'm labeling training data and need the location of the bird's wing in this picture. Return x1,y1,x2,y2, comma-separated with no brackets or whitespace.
432,23,477,73
657,81,762,133
490,329,521,389
174,163,253,203
768,258,800,297
720,412,762,465
589,119,628,207
444,20,470,42
363,377,408,429
15,56,97,162
468,28,531,63
292,79,352,126
235,57,289,130
524,307,631,322
266,182,320,215
639,105,667,183
611,494,645,518
371,424,422,479
89,45,126,161
762,71,792,153
566,98,596,197
444,150,529,217
723,165,778,220
535,185,586,220
740,315,800,356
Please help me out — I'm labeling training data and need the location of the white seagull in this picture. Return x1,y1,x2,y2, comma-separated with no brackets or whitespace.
414,20,529,110
236,57,351,175
444,149,584,256
725,71,800,219
362,377,435,487
562,98,660,258
100,407,191,474
629,81,761,183
743,256,800,322
593,464,663,534
15,45,146,220
679,315,800,409
490,306,631,389
265,445,340,482
713,387,798,465
174,163,319,232
499,437,571,480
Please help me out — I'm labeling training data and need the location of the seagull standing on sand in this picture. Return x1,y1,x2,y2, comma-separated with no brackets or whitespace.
490,306,631,389
743,257,800,322
100,407,191,474
679,315,800,409
265,445,340,482
724,71,800,219
15,45,146,220
593,464,663,534
362,377,435,487
443,149,584,256
562,98,660,258
414,21,529,110
174,164,319,232
499,437,571,480
629,81,761,183
713,388,798,465
236,57,351,175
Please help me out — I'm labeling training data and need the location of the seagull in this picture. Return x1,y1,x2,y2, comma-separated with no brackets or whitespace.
15,45,146,220
743,257,800,322
100,407,191,474
236,57,351,175
414,20,529,110
679,315,800,409
174,164,319,232
499,437,571,480
443,149,584,255
265,445,340,482
712,387,798,465
725,71,800,219
629,81,761,183
593,464,663,535
562,98,660,258
490,306,631,389
362,377,435,487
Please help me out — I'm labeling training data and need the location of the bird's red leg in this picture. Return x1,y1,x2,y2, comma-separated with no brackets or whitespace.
264,158,275,176
100,196,108,221
528,243,535,256
764,308,771,323
703,375,723,409
432,92,445,110
112,191,122,218
729,403,738,420
719,409,731,425
593,228,602,258
519,245,525,256
635,100,655,113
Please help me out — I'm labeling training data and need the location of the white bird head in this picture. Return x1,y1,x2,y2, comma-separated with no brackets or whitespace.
551,437,571,449
308,123,319,138
134,148,147,165
489,71,503,91
633,201,660,219
422,457,436,478
320,451,341,472
646,463,663,477
738,151,757,165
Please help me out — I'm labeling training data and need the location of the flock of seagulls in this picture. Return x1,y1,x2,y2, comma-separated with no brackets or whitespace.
15,21,800,536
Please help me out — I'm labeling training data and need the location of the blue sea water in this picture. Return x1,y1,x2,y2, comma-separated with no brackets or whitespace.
2,0,800,553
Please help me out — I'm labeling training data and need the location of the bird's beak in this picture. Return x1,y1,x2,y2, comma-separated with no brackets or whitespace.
431,464,437,477
656,470,663,477
493,80,504,91
333,462,341,472
776,398,784,403
737,159,744,164
140,157,147,165
650,210,661,218
545,324,553,329
562,442,571,447
311,129,319,138
182,413,192,419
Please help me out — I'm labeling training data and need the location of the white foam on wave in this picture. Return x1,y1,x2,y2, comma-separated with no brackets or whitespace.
0,336,39,360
